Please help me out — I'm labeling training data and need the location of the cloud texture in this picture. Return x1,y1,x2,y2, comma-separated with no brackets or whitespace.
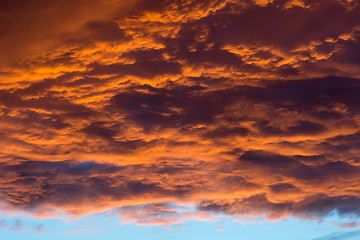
1,0,360,226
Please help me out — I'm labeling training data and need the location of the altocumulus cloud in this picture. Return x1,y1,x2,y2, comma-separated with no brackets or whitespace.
1,0,360,227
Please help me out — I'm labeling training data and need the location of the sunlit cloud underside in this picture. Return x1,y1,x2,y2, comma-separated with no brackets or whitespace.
1,0,360,238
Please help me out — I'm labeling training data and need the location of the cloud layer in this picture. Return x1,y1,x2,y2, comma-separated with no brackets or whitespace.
1,0,360,226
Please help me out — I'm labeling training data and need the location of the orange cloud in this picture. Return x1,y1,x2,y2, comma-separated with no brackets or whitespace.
1,0,360,227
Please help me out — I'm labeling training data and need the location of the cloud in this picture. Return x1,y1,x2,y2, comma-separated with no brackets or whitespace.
34,223,45,233
312,230,360,240
0,219,7,229
197,194,360,220
10,219,23,232
0,0,360,228
117,202,182,226
330,221,360,229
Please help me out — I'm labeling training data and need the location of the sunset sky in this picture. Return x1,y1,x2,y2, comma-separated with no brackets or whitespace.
1,0,360,239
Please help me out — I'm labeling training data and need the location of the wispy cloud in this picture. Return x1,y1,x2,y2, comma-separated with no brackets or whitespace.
312,230,360,240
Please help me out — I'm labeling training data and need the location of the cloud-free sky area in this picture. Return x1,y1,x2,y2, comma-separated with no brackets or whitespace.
1,0,360,239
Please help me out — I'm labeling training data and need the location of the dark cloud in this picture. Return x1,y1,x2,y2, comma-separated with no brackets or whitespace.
329,30,360,65
0,90,92,114
203,1,360,50
238,150,360,182
257,120,327,137
89,60,182,78
319,132,360,153
66,21,130,46
202,126,249,139
104,75,360,136
0,159,194,209
81,122,118,141
269,183,300,193
14,72,80,96
0,160,122,178
109,84,226,130
198,193,360,220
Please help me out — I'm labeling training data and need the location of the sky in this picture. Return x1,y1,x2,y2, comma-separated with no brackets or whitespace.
1,0,360,239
